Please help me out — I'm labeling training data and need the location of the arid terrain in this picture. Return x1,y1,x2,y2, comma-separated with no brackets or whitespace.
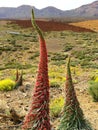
70,20,98,32
11,19,95,32
0,20,98,130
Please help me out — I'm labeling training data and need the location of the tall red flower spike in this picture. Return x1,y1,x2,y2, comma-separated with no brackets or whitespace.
58,57,93,130
22,9,51,130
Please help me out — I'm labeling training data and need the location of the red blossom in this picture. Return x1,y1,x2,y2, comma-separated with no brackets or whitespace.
22,9,51,130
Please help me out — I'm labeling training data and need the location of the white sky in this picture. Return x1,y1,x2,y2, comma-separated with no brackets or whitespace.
0,0,96,10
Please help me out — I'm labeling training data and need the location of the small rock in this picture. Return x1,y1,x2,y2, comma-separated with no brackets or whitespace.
19,86,26,93
5,94,11,98
96,110,98,113
25,84,31,90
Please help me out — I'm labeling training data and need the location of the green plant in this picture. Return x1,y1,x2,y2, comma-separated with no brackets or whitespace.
29,52,39,60
51,53,68,61
0,79,15,91
63,44,73,52
72,50,85,60
33,35,38,42
0,50,2,55
88,81,98,102
5,62,32,69
50,79,61,88
49,69,65,87
10,39,16,45
58,57,93,130
51,60,65,66
50,96,64,117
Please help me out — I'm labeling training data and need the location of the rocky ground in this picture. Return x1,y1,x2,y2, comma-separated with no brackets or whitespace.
0,20,98,130
0,78,98,130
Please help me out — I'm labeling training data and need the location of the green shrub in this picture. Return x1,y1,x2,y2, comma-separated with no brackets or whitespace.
72,50,85,60
0,79,15,91
0,46,12,51
29,52,39,60
10,39,16,45
51,53,68,61
70,60,80,67
88,81,98,102
50,96,64,117
80,59,90,67
51,60,65,66
5,62,32,69
50,79,61,88
30,35,38,42
0,50,2,55
63,43,73,52
49,70,65,87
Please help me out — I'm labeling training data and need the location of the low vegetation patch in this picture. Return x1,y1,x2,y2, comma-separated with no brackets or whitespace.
88,80,98,102
51,52,68,61
50,79,61,88
63,43,73,52
50,96,64,118
0,79,15,91
49,68,66,88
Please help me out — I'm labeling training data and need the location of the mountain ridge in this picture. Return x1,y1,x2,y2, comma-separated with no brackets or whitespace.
0,1,98,20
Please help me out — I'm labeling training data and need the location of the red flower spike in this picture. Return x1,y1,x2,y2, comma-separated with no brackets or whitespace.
22,9,51,130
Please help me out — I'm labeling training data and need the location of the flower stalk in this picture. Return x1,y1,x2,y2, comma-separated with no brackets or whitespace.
58,57,93,130
22,9,51,130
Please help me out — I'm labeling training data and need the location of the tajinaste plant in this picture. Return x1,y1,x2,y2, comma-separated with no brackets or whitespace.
22,9,51,130
58,57,93,130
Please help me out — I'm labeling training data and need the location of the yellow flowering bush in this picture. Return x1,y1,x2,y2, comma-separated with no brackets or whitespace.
95,77,98,82
50,96,64,117
49,67,66,88
0,79,15,91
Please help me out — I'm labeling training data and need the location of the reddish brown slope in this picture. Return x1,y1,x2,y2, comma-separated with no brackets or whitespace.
11,20,94,32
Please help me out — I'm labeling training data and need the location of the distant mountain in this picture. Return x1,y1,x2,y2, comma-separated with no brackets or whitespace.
0,5,32,19
69,1,98,18
0,1,98,20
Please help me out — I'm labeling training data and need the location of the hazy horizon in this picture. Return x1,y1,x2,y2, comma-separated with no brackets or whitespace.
0,0,97,10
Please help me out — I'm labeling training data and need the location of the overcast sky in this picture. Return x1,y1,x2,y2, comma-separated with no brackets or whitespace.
0,0,97,10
